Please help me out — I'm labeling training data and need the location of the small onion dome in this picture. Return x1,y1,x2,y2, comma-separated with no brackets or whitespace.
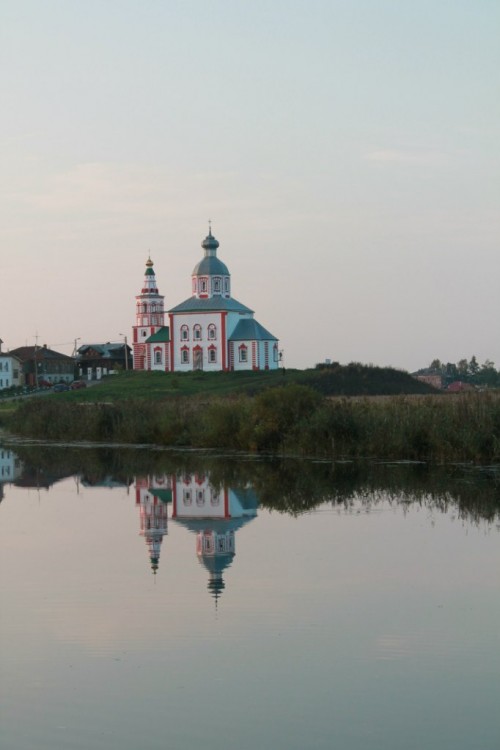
202,231,219,252
145,257,155,276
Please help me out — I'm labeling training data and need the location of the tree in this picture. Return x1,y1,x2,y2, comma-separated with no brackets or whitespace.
468,355,480,376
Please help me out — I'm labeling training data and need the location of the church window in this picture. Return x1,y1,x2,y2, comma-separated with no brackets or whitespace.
239,345,248,363
142,330,147,337
196,489,205,506
200,278,207,293
213,277,221,293
208,324,216,340
181,348,189,364
154,350,162,364
208,347,217,363
203,535,213,553
181,325,189,341
224,278,229,293
273,344,279,362
183,489,192,506
193,324,202,340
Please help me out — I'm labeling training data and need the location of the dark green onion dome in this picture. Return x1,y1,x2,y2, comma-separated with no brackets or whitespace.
192,230,230,276
202,231,219,252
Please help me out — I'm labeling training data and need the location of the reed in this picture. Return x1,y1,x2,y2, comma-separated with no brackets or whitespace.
5,388,500,463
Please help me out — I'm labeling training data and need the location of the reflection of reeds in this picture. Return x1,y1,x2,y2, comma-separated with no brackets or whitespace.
4,443,500,526
4,388,500,463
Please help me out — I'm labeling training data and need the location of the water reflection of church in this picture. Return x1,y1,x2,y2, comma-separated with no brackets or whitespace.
135,472,258,601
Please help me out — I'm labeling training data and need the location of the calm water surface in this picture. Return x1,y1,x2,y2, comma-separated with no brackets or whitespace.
1,445,499,750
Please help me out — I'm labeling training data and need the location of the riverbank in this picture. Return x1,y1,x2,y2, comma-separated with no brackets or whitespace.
2,384,499,463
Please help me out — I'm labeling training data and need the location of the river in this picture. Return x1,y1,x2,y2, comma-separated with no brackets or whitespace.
1,443,499,750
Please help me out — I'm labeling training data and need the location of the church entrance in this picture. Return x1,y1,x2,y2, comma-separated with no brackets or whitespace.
193,347,203,371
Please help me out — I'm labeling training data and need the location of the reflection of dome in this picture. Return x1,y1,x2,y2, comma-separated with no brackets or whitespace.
173,484,258,604
199,552,234,602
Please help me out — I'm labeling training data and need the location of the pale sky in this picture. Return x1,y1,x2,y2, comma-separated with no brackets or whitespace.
1,0,499,371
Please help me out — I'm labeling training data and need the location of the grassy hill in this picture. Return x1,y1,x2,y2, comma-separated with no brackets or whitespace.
49,363,436,403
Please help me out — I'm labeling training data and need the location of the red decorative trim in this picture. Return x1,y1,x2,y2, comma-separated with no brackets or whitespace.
221,312,227,370
168,313,174,372
172,480,177,519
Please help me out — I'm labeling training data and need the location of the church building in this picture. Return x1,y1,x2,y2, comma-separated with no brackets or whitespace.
132,228,279,372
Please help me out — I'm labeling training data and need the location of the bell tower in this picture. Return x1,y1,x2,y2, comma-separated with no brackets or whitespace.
133,257,165,370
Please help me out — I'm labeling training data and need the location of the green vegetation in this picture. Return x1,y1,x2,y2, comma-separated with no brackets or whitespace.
424,355,500,388
3,378,499,462
14,363,434,402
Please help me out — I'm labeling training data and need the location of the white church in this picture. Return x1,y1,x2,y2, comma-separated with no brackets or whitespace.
132,227,279,372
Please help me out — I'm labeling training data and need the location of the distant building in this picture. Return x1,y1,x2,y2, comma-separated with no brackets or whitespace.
132,227,279,372
77,342,132,380
8,345,75,386
0,352,23,389
413,373,443,389
447,380,475,393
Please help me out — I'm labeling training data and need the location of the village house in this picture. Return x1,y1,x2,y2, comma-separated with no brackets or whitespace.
8,345,75,386
76,342,133,380
0,346,23,390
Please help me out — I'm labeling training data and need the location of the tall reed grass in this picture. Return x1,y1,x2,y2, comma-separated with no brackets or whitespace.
5,388,500,463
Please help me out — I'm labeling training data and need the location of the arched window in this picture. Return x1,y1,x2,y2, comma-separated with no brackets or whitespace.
154,349,162,365
208,324,216,340
239,344,248,363
213,277,221,293
208,346,217,363
199,278,207,293
181,325,189,341
181,347,189,364
193,324,202,340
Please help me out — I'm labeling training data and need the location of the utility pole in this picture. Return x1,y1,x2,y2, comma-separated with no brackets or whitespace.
34,332,39,387
119,334,129,371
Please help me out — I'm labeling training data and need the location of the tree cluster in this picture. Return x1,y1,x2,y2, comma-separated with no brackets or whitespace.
426,356,500,388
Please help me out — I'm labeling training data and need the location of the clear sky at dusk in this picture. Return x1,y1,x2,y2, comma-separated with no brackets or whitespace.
1,0,498,370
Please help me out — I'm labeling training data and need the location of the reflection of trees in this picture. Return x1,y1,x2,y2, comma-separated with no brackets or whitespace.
3,443,499,526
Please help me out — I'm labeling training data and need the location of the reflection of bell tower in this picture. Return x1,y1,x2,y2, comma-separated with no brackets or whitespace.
135,475,172,574
172,472,258,603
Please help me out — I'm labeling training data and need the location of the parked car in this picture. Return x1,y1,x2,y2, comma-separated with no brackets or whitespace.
71,380,87,390
53,383,70,392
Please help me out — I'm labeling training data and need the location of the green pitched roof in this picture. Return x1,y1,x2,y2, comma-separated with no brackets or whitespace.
229,319,277,342
145,327,170,343
168,296,254,314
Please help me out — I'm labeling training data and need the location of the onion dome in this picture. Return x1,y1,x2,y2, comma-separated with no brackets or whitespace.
141,256,159,294
192,229,229,276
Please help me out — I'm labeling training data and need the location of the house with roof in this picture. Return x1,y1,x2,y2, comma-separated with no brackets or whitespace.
8,345,75,386
0,349,23,390
132,227,279,372
76,342,132,379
